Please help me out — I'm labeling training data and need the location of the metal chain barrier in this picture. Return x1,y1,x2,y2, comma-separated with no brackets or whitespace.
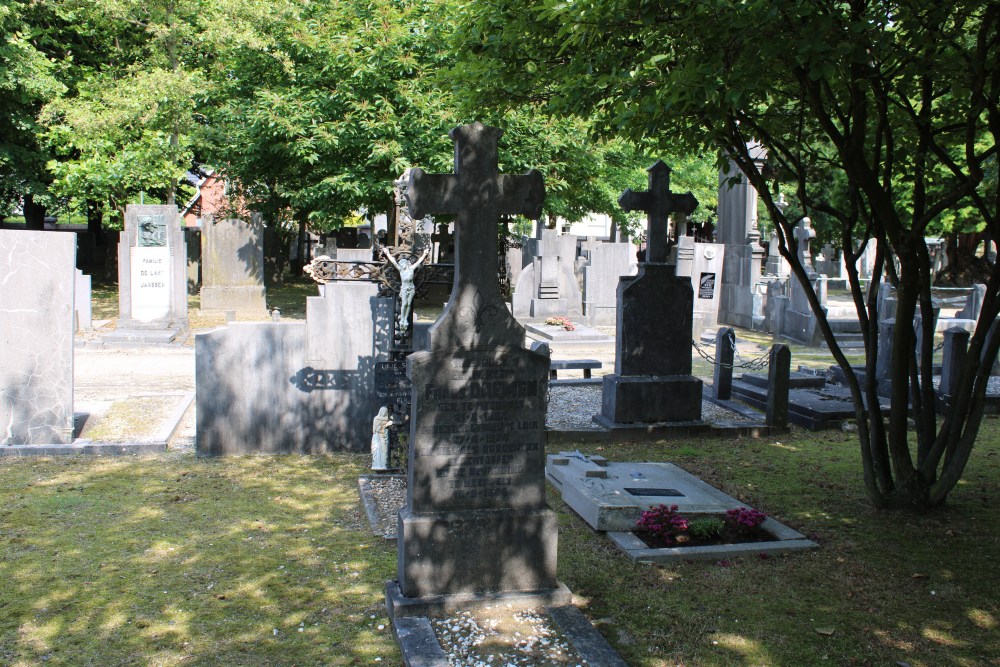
691,338,771,371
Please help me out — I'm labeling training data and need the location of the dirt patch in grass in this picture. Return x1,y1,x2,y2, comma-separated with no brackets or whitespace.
80,396,178,442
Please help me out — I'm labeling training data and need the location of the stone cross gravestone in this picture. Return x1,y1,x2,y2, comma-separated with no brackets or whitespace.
597,160,704,426
793,217,816,271
388,123,564,611
618,160,698,263
113,204,188,342
0,230,75,445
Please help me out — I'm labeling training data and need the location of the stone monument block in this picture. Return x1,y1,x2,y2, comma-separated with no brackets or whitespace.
0,230,75,445
200,216,267,314
582,242,636,325
74,268,93,330
113,204,188,341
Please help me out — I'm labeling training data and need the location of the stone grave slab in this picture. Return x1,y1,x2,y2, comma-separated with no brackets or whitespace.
524,321,613,344
730,377,891,430
199,216,267,315
739,371,827,390
545,452,817,564
545,453,743,531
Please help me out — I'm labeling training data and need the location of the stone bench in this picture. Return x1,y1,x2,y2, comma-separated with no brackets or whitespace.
549,359,602,379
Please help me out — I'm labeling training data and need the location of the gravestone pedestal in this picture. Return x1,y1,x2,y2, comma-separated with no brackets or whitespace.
595,263,703,425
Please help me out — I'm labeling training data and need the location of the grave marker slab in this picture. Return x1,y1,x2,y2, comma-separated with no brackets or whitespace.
0,230,75,445
200,216,267,315
388,123,565,612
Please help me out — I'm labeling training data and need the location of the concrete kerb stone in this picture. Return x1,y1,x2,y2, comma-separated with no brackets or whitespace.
606,521,818,564
0,391,193,457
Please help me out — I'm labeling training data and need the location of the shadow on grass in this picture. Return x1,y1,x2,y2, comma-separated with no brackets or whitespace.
0,453,399,665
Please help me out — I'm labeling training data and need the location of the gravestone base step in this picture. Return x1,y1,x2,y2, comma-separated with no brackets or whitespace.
600,373,704,423
102,328,184,345
591,414,712,435
388,596,628,667
386,579,572,618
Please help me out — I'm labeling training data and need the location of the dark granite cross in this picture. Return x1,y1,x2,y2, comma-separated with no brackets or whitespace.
618,160,698,263
407,123,544,349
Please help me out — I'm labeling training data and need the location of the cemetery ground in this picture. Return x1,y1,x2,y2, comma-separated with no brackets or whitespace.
1,280,998,666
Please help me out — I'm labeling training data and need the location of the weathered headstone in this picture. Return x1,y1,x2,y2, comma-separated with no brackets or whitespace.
765,230,790,278
690,241,725,333
582,242,637,325
511,229,582,319
200,216,267,315
1,230,76,445
793,217,816,271
388,123,565,612
596,161,703,426
110,204,188,343
940,327,970,398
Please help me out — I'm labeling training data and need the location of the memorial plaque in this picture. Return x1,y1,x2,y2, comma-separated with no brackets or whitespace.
375,360,412,411
408,348,547,512
130,246,171,321
698,272,716,299
138,214,167,247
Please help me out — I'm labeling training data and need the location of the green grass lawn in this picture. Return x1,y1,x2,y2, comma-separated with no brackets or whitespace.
2,423,998,666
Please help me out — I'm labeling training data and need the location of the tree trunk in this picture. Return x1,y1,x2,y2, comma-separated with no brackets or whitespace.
23,195,46,230
290,210,308,277
86,199,105,245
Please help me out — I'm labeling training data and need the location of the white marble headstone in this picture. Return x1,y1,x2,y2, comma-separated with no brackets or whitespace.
0,230,75,444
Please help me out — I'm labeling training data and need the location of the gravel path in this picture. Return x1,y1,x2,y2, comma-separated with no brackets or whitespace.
546,384,760,430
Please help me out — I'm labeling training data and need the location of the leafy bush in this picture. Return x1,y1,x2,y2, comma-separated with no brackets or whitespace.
636,504,689,545
688,517,725,541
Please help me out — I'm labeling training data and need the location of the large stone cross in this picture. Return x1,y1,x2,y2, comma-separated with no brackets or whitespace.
618,160,698,263
407,123,544,349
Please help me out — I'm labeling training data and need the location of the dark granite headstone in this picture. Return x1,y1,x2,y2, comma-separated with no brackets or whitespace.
713,327,736,400
766,344,791,427
388,123,562,610
597,160,703,425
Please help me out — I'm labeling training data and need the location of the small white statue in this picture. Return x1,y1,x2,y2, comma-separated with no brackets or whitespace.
371,406,392,471
381,247,430,333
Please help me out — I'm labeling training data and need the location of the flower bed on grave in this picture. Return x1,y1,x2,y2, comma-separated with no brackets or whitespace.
609,503,816,564
633,505,778,549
